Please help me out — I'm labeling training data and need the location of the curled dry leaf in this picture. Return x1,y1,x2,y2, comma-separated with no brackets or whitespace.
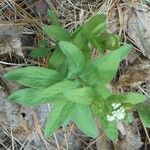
126,4,150,58
0,23,24,57
115,60,150,89
114,122,143,150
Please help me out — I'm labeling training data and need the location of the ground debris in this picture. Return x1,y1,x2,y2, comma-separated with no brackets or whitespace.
126,3,150,58
0,23,24,57
114,59,150,89
114,121,143,150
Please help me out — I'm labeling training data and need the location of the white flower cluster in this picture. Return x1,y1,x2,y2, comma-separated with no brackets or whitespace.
106,103,126,122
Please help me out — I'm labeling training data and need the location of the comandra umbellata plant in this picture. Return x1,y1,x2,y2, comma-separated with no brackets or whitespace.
4,10,150,141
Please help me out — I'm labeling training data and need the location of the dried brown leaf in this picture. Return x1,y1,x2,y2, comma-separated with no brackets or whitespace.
115,60,150,88
0,23,23,57
126,5,150,58
114,123,143,150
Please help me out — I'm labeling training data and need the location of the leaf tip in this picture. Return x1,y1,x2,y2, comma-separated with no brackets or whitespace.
3,72,10,80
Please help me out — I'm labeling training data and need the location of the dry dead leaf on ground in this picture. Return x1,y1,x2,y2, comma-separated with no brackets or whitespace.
126,48,141,64
0,23,24,57
126,4,150,58
114,59,150,89
114,122,143,150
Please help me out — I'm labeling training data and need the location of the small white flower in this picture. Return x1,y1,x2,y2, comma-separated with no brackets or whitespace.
119,107,125,113
116,109,121,113
112,111,118,117
117,113,125,120
106,115,115,122
107,105,126,121
112,103,121,109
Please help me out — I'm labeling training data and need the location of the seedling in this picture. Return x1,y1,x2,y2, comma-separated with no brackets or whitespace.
4,10,150,141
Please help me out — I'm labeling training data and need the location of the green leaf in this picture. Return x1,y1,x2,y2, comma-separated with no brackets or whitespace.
4,66,62,88
122,93,147,104
72,104,98,138
63,116,72,127
94,83,112,99
137,103,150,128
59,41,86,75
82,45,91,61
91,38,104,52
93,44,132,83
30,40,49,58
30,47,48,58
124,112,133,124
72,30,88,50
43,25,71,41
47,9,60,26
9,88,41,105
48,47,66,69
80,63,100,85
72,28,90,60
99,116,118,141
71,26,83,38
57,60,68,77
99,32,120,50
82,14,106,38
34,80,80,102
107,93,147,104
103,122,118,141
8,88,63,105
80,64,112,99
44,101,74,138
63,87,94,105
9,80,80,105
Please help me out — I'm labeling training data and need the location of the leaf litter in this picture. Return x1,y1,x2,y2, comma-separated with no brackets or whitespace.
0,0,150,150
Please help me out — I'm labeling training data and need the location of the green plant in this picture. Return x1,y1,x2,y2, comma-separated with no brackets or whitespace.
4,10,149,141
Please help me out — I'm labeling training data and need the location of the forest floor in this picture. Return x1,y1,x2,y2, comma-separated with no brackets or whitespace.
0,0,150,150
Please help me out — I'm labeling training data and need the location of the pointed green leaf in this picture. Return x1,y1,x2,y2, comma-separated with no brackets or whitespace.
72,30,87,50
9,80,80,105
71,25,83,38
30,40,49,58
44,101,74,138
72,104,98,138
93,44,132,83
48,47,66,69
47,9,60,26
71,27,90,60
107,93,147,104
63,116,72,127
33,80,80,103
137,103,150,128
30,47,48,58
63,87,94,105
57,60,68,77
104,122,118,141
59,41,86,75
99,116,118,141
8,88,63,105
43,25,71,41
4,66,62,88
82,14,106,38
82,45,91,61
94,83,112,99
122,93,147,104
